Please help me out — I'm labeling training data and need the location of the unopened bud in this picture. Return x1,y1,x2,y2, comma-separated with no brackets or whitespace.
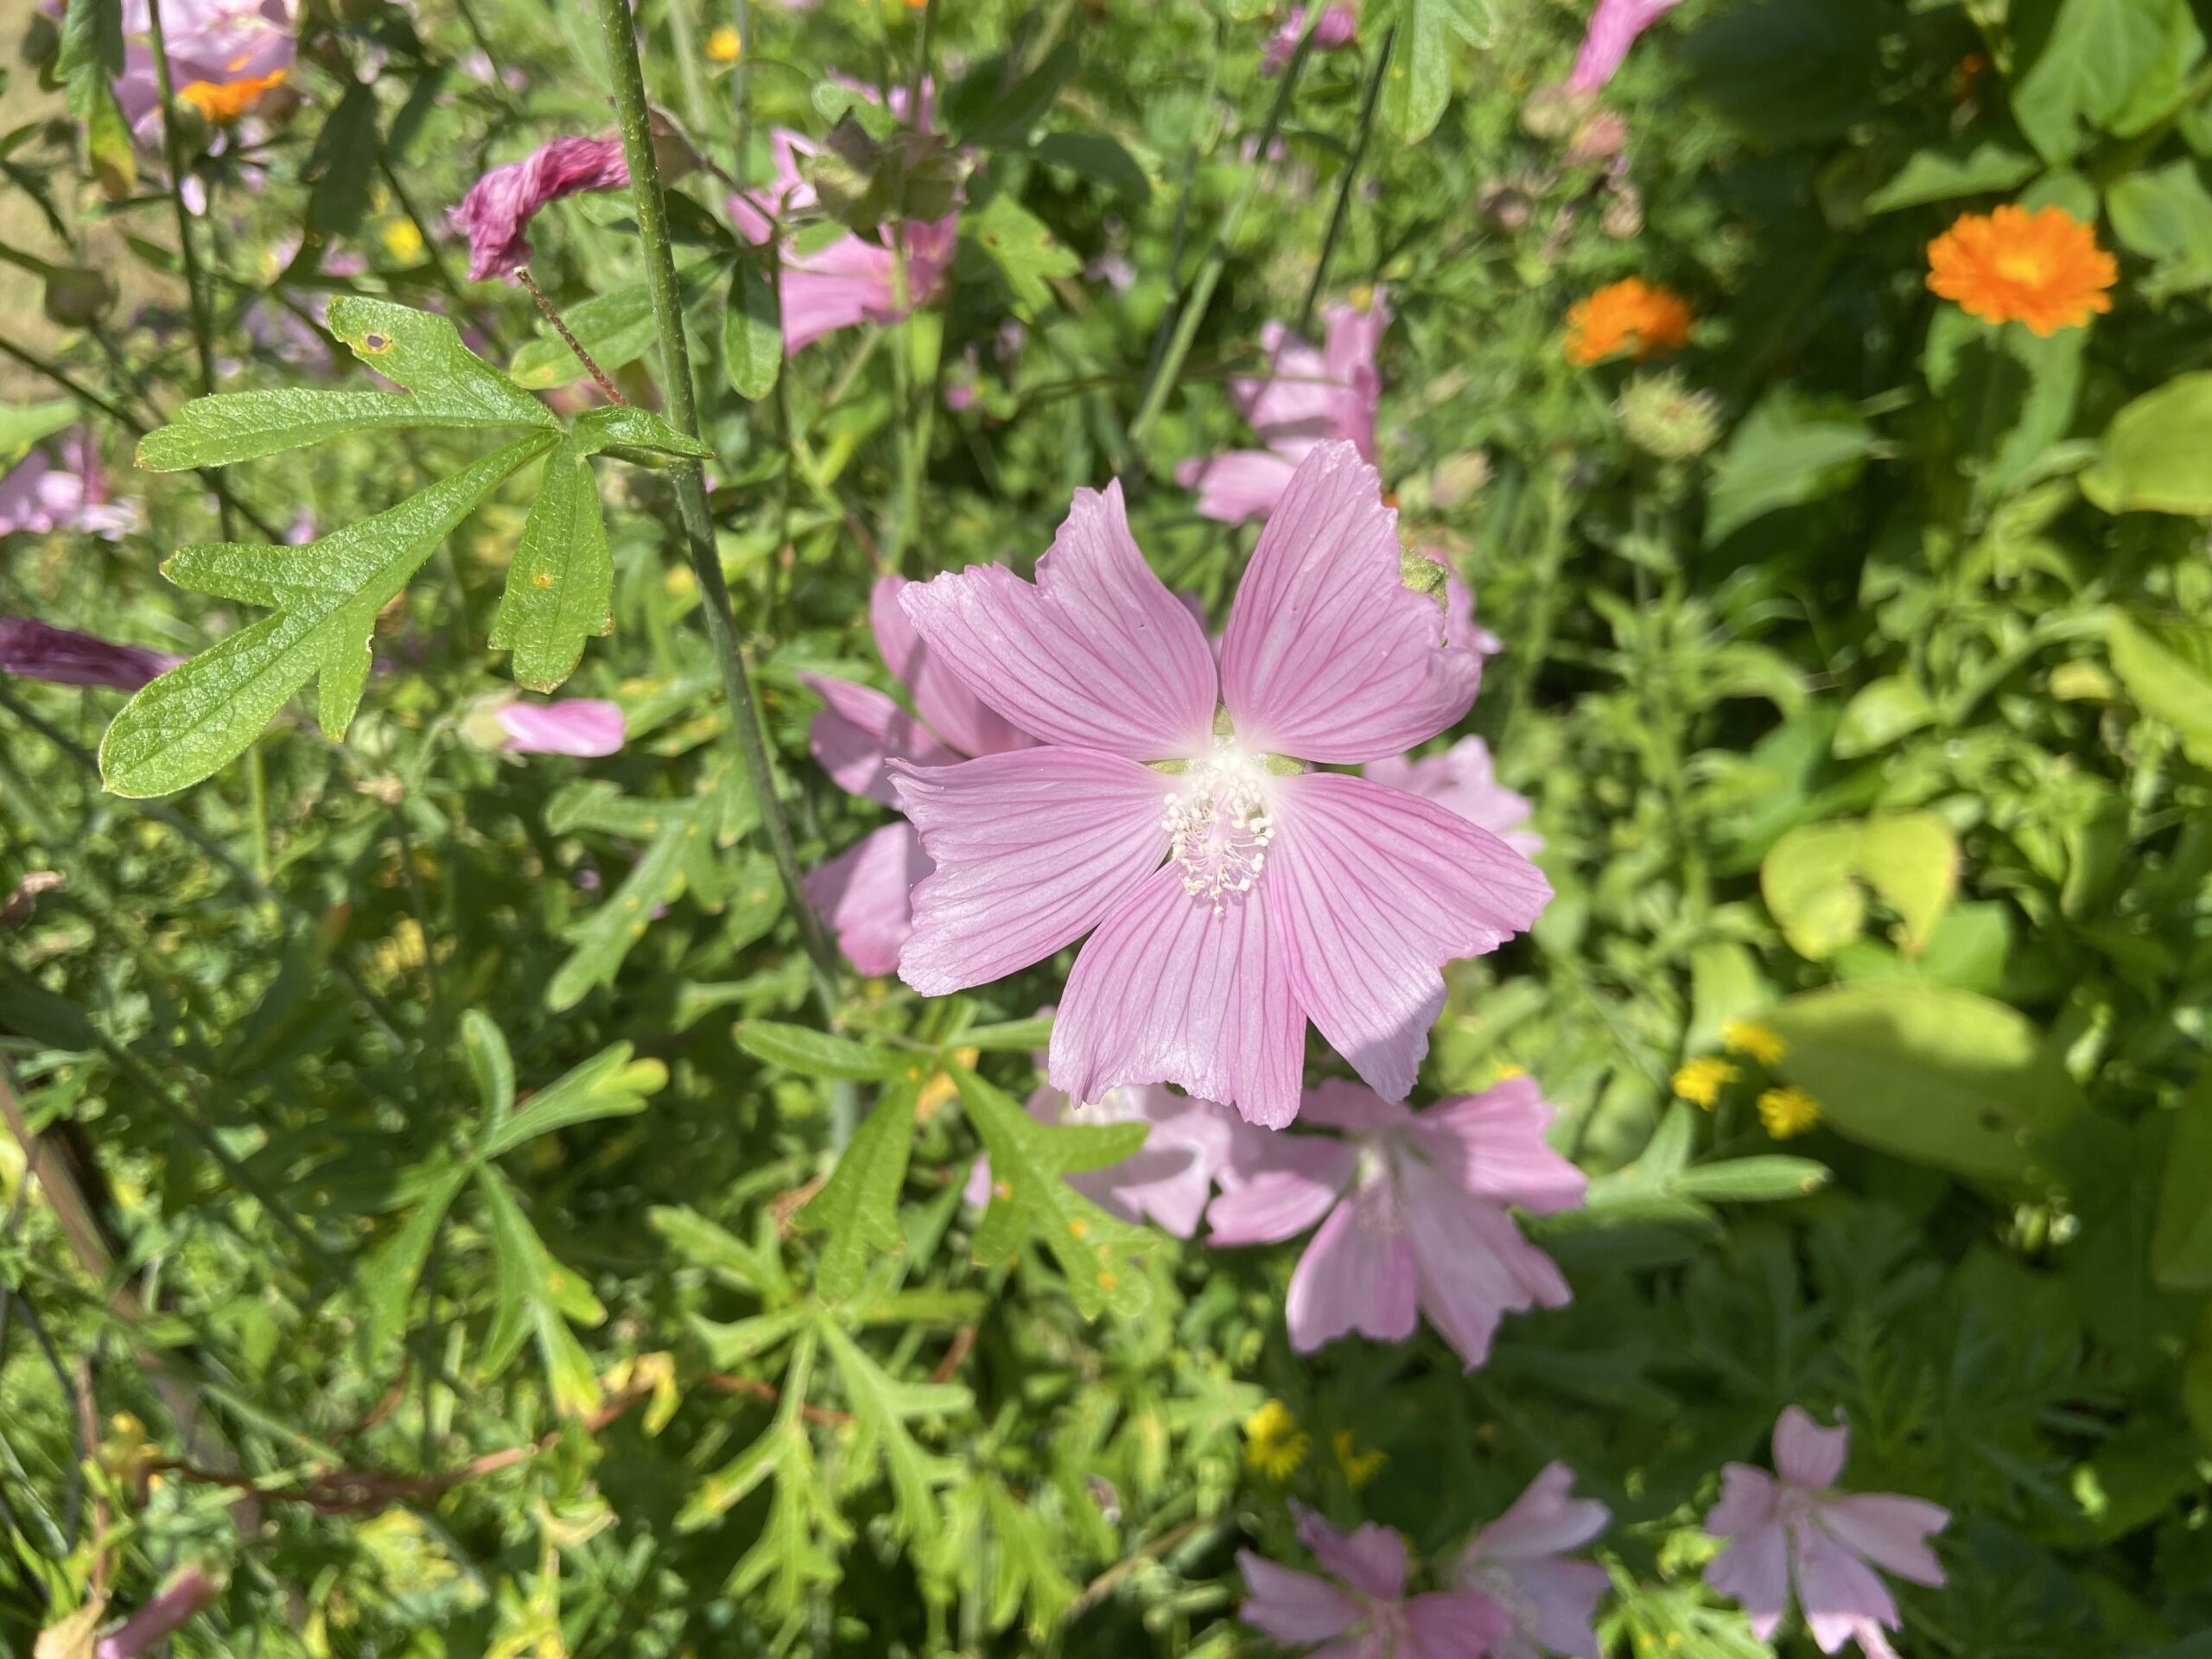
1478,181,1532,231
1600,181,1643,240
1567,111,1628,166
1520,83,1592,142
44,266,115,327
1613,371,1721,461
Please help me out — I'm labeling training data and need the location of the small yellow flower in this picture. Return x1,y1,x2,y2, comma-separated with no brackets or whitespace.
1333,1429,1388,1489
1719,1018,1786,1066
1243,1399,1311,1482
1672,1056,1739,1110
380,218,425,262
1758,1087,1822,1140
704,23,741,61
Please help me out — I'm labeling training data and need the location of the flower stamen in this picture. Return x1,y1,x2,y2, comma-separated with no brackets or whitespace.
1163,741,1277,916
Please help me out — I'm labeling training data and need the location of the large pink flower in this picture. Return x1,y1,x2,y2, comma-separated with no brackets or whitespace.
0,619,179,691
1206,1077,1582,1367
1240,1504,1506,1659
115,0,294,139
0,431,137,542
1367,736,1541,859
889,442,1548,1128
1456,1464,1611,1659
804,574,1034,976
1703,1408,1948,1658
451,136,631,282
1180,293,1390,525
1567,0,1683,92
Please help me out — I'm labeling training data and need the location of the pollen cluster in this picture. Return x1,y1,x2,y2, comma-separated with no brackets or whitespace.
1163,744,1276,915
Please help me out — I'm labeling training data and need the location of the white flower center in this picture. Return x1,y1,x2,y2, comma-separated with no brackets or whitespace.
1162,741,1277,916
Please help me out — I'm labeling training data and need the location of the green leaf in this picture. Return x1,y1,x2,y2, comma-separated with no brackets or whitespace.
723,258,783,402
2107,159,2212,298
478,1041,664,1160
476,1167,606,1415
1832,674,1936,758
1382,0,1490,144
304,83,379,241
955,1067,1154,1319
2107,613,2212,765
1762,982,2087,1181
101,435,554,798
1759,823,1866,960
2082,372,2212,514
2010,0,2201,163
2152,1068,2212,1290
58,0,133,194
817,1320,969,1541
955,41,1079,147
693,1305,811,1366
509,284,659,391
1032,131,1152,200
1864,141,2041,213
1854,813,1961,954
736,1020,906,1081
359,1160,471,1357
1671,1157,1831,1203
1704,391,1878,545
137,298,558,471
462,1010,517,1131
794,1084,918,1302
651,1205,776,1289
546,797,712,1011
957,1014,1056,1052
967,193,1079,316
0,401,81,467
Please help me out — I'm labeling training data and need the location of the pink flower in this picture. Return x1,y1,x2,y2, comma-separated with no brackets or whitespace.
494,698,626,757
0,620,179,691
965,1077,1250,1237
115,0,295,139
803,574,1034,976
1366,737,1541,859
452,136,630,282
1179,293,1389,524
1206,1076,1582,1367
1240,1503,1508,1658
1456,1464,1611,1659
95,1567,220,1659
0,432,137,541
1264,4,1361,73
1566,0,1683,92
888,442,1548,1128
1703,1408,1949,1658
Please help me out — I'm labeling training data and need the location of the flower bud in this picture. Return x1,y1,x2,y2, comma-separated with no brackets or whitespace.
44,266,115,327
1520,83,1593,142
1613,371,1721,461
1600,182,1643,240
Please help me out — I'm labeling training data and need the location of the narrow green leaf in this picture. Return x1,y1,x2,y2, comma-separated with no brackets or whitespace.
1670,1157,1831,1203
509,283,659,390
957,1014,1056,1052
794,1084,919,1301
1032,131,1152,200
101,435,554,798
304,83,379,240
651,1205,773,1289
817,1320,968,1541
545,799,709,1011
1863,141,2040,213
476,1168,606,1414
736,1020,906,1081
955,40,1079,146
462,1010,517,1131
0,401,81,466
478,1041,665,1159
359,1160,471,1357
2152,1068,2212,1290
724,258,783,401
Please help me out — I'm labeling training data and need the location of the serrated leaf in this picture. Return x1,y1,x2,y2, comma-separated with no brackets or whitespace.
102,435,553,798
137,298,558,471
794,1084,918,1301
817,1320,968,1541
736,1020,906,1081
954,1068,1154,1319
967,193,1078,315
58,0,133,195
546,797,712,1011
651,1205,773,1288
509,284,659,390
724,258,783,401
358,1160,471,1357
478,1041,664,1159
476,1168,605,1414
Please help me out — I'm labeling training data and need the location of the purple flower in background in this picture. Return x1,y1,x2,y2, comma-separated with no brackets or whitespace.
1179,291,1389,524
803,573,1033,977
1456,1464,1612,1659
452,136,631,282
1206,1077,1583,1367
889,443,1547,1128
0,431,137,541
1567,0,1683,92
0,620,180,691
95,1567,220,1659
1264,4,1360,73
115,0,295,139
1704,1408,1948,1658
494,698,626,757
1240,1504,1508,1658
1367,736,1542,859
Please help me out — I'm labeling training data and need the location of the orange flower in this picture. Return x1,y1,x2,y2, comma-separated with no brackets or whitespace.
1565,278,1694,366
177,67,288,124
1926,204,2116,336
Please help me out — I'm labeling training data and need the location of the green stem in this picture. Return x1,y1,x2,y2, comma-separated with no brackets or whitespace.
1128,15,1317,445
1299,21,1395,335
596,0,842,1029
1503,458,1573,741
907,0,938,124
730,0,752,172
664,0,712,141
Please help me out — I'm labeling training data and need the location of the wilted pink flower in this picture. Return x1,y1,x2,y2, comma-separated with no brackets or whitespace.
1264,4,1360,73
0,432,137,541
1206,1076,1582,1366
804,574,1034,976
1456,1464,1611,1659
115,0,294,139
1567,0,1683,92
966,1077,1249,1237
494,698,626,757
1179,292,1389,524
95,1567,220,1659
0,620,180,691
890,443,1547,1128
1241,1503,1508,1657
452,136,630,282
1704,1408,1948,1658
1367,737,1541,859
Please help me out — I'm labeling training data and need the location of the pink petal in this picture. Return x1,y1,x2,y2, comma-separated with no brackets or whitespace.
777,239,899,352
1567,0,1684,92
1071,1090,1245,1237
1285,1189,1418,1351
1178,448,1304,525
1409,1080,1587,1215
1471,1462,1611,1562
0,618,179,690
1364,737,1542,859
1775,1406,1850,1489
1268,772,1551,1102
870,574,1031,760
1205,1135,1361,1244
892,748,1172,995
1296,1077,1418,1135
1815,1496,1948,1587
900,481,1219,759
1236,321,1339,447
1793,1521,1900,1654
1505,1558,1611,1659
1221,442,1484,763
1049,867,1307,1128
802,672,960,805
804,822,931,978
1238,1550,1365,1643
1320,295,1389,462
1401,1155,1570,1370
1703,1518,1790,1643
451,135,629,282
1703,1465,1780,1537
1403,1591,1514,1659
494,698,626,757
1294,1506,1412,1602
